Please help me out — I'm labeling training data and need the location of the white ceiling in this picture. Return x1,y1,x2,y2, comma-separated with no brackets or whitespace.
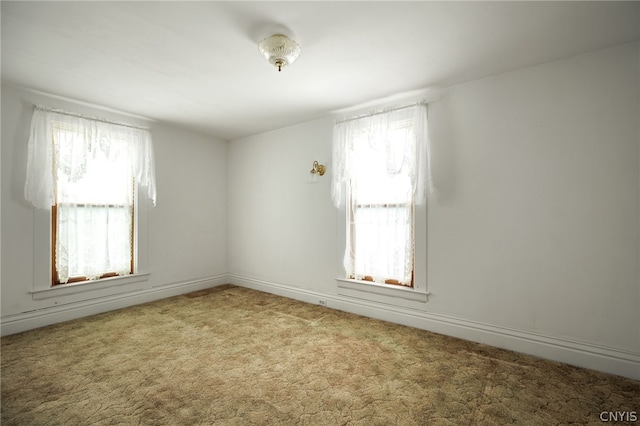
2,1,639,141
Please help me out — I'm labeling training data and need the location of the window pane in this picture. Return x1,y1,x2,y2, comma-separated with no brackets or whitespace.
351,130,413,204
56,129,133,206
57,205,132,280
353,205,413,284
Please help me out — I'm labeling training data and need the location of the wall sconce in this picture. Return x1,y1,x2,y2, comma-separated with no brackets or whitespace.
308,160,326,184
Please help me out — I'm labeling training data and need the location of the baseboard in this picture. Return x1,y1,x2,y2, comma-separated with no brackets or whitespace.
0,275,229,337
228,274,640,380
4,273,638,380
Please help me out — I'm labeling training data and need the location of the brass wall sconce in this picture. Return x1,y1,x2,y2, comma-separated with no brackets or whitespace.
308,160,326,184
310,160,326,176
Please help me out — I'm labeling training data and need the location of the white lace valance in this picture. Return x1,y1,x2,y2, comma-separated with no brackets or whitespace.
331,103,433,208
24,106,157,209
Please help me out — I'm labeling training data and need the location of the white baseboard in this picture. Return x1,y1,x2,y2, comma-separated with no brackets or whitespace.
0,275,229,337
228,274,640,380
4,273,638,380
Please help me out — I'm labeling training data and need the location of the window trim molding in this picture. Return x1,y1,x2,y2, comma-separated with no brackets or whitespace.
32,183,150,297
335,190,428,304
30,273,151,300
336,278,428,302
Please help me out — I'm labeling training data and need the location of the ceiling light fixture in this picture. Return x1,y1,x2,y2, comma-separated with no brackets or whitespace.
258,34,301,72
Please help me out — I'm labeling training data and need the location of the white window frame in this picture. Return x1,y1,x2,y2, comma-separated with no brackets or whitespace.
335,184,428,306
31,194,150,299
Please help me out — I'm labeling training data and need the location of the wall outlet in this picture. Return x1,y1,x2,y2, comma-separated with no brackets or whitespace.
318,299,327,306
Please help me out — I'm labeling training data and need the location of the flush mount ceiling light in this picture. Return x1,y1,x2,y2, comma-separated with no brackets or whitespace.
258,34,301,72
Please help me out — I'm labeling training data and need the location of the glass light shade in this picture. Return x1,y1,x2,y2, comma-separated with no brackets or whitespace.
258,34,301,72
308,170,319,184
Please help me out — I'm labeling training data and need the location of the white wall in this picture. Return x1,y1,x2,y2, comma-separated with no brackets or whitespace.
228,42,640,379
1,83,228,332
227,117,337,290
427,43,639,349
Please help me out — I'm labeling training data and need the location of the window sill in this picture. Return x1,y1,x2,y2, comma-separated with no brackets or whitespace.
336,278,428,303
30,273,150,300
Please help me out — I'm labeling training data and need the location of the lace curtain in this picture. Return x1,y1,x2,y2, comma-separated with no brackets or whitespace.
24,106,156,283
331,103,433,285
331,103,432,208
25,106,156,209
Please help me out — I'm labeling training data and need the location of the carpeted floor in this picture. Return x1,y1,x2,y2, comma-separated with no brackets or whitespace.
1,285,638,425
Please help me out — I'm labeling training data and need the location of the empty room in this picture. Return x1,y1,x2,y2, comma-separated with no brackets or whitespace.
1,1,639,424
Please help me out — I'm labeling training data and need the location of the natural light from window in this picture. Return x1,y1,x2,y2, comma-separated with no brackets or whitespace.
53,125,135,283
347,123,415,286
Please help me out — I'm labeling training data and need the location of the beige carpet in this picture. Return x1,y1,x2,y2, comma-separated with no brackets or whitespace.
1,285,638,425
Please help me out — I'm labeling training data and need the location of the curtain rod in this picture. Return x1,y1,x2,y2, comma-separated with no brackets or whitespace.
34,105,150,131
335,101,425,125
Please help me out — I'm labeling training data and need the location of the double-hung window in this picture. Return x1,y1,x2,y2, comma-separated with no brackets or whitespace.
24,106,156,286
332,103,432,288
52,123,135,284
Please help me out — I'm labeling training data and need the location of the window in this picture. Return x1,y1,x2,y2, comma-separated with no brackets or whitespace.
332,104,432,288
347,124,415,285
24,106,156,286
51,123,136,284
